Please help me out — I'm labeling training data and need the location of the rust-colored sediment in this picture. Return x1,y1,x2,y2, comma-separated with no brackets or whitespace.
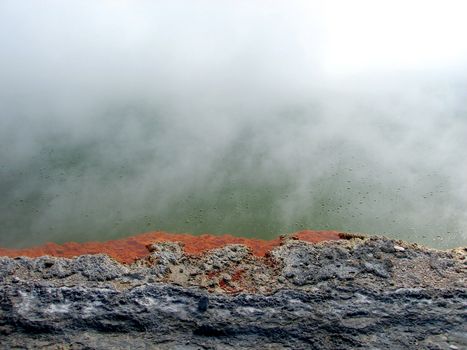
0,230,343,264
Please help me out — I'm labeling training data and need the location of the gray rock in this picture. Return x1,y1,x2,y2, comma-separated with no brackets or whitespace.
72,254,129,281
35,256,74,279
0,236,465,349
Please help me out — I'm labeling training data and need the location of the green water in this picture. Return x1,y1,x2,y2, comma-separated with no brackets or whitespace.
1,112,465,250
1,1,466,251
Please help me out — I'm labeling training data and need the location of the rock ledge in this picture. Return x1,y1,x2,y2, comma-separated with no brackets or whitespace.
0,234,465,349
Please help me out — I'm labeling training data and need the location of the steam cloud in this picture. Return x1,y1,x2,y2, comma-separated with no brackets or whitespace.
1,0,466,248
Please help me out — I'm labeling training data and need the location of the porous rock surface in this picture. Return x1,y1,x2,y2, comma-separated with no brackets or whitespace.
0,235,465,349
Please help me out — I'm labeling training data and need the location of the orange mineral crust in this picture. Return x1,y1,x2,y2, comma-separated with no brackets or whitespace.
0,230,343,264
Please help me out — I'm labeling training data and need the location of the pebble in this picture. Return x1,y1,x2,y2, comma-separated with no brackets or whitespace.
394,245,405,252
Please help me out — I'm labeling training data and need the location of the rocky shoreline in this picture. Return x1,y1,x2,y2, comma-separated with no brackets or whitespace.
1,233,465,349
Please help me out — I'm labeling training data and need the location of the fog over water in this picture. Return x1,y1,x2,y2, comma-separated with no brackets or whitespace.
1,0,467,248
